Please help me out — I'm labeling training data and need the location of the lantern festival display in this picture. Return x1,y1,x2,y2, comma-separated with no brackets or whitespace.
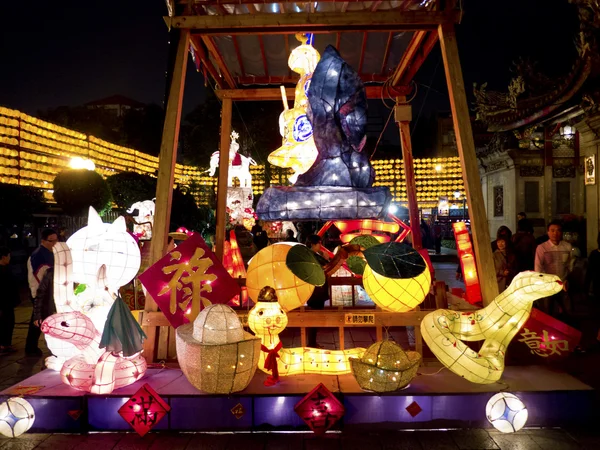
248,287,365,386
421,271,564,384
257,43,391,221
267,33,319,184
246,243,316,312
361,242,431,312
44,207,141,371
208,130,257,188
0,398,35,438
223,230,248,306
127,199,155,240
41,310,146,394
350,340,421,393
453,221,482,304
486,392,528,433
176,304,261,394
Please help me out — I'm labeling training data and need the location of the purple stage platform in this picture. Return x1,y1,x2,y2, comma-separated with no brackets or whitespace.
0,365,593,433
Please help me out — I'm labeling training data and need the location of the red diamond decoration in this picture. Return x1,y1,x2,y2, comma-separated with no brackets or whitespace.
68,410,83,421
231,403,245,419
118,383,171,437
406,401,422,418
294,383,345,435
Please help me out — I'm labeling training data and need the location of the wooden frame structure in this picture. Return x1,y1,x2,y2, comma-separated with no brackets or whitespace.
143,0,498,362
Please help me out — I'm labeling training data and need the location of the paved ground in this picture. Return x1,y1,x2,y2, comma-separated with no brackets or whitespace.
1,254,599,448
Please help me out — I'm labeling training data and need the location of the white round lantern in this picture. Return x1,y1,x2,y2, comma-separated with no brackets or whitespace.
0,398,35,437
486,392,528,433
192,304,245,345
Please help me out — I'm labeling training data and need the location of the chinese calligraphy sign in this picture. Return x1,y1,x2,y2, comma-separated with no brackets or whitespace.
139,233,239,328
118,383,170,437
344,313,375,325
518,328,569,357
294,383,345,435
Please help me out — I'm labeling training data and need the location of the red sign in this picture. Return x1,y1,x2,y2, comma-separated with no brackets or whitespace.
118,383,170,437
231,403,245,419
139,233,238,328
517,308,582,358
294,383,345,435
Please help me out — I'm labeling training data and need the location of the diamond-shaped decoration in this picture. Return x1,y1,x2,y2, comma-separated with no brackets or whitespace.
231,403,245,419
67,410,83,421
406,400,422,418
294,383,345,435
118,383,170,437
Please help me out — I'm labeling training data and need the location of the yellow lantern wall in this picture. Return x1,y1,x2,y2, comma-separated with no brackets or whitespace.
362,264,431,312
246,243,314,312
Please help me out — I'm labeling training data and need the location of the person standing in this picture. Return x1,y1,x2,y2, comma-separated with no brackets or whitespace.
283,229,297,242
512,219,537,272
0,247,19,354
25,228,57,356
493,238,517,292
534,220,574,317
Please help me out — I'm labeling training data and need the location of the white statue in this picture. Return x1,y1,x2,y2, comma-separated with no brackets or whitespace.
208,131,257,187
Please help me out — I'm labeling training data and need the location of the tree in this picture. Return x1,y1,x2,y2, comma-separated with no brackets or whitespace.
106,172,157,209
0,183,44,244
53,169,112,216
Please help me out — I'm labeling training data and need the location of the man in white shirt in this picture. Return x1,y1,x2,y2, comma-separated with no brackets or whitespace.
534,220,573,316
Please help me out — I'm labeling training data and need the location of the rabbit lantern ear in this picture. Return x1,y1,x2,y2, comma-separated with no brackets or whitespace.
87,207,104,232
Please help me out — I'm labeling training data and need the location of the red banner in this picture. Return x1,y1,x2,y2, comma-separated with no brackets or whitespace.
516,308,582,358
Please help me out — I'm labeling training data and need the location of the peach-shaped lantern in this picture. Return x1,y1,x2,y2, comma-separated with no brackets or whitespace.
246,243,315,311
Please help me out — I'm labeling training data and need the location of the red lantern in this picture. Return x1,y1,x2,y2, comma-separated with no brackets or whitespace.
294,383,345,435
118,383,170,437
139,233,239,328
223,230,248,307
453,222,482,304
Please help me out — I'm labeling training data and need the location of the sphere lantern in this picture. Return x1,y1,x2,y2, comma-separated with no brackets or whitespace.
0,398,35,438
486,392,528,433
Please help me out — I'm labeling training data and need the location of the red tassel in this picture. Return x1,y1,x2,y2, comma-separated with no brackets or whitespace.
261,341,283,386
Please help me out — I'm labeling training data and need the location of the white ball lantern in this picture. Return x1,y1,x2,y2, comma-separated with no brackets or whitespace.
486,392,528,433
0,398,35,437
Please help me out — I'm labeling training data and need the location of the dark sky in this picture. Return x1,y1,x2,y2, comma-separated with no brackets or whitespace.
0,0,581,123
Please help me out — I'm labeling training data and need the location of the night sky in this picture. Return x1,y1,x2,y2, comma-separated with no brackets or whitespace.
0,0,580,123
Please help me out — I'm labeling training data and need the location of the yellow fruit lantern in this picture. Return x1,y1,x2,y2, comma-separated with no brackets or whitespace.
246,243,325,312
361,242,431,312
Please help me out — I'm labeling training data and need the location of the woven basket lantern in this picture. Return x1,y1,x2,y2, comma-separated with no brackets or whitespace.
350,340,421,392
176,304,261,394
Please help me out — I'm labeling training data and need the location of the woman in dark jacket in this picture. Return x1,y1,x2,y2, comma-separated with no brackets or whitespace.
33,267,56,327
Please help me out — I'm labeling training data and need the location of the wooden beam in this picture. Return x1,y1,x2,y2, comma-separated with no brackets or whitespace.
236,73,392,85
215,85,410,101
341,2,349,13
201,35,238,88
258,35,270,76
189,35,225,89
232,36,246,77
169,10,461,34
395,99,422,250
438,23,498,306
357,32,367,75
398,30,439,86
335,32,341,50
380,32,394,75
145,28,190,363
391,30,426,86
214,97,232,262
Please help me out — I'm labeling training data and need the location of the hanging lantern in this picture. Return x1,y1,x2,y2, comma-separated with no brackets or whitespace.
0,398,35,438
176,304,261,394
246,243,318,312
361,242,431,312
421,272,564,384
486,393,528,433
559,124,575,140
350,340,421,392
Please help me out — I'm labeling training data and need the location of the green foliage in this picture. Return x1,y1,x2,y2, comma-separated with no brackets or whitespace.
286,245,326,286
0,183,44,225
349,235,381,250
363,242,426,279
53,169,112,216
106,172,157,209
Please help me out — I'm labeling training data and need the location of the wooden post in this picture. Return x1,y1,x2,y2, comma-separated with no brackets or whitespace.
214,98,232,261
142,28,189,362
396,99,422,249
438,23,499,305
